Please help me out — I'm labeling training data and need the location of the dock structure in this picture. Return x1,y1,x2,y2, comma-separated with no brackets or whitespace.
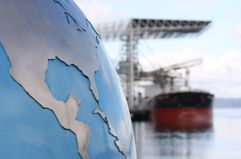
130,109,150,122
96,18,211,110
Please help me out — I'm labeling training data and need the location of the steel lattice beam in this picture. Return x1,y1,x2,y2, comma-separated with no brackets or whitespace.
96,18,211,41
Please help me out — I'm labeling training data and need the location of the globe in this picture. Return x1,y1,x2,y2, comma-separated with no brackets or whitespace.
0,1,136,159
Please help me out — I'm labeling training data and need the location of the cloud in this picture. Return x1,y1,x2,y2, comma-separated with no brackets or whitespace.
73,0,121,24
139,48,241,98
192,50,241,97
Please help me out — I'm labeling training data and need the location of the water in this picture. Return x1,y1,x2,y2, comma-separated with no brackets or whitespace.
133,107,241,159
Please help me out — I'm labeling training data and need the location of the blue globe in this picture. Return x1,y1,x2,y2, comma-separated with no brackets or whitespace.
0,1,136,159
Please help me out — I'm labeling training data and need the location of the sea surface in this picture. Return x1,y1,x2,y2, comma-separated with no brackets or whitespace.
132,98,241,159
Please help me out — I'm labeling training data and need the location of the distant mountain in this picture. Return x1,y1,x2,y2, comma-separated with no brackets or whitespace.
214,98,241,108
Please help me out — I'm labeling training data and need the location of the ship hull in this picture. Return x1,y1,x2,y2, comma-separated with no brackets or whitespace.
150,91,213,131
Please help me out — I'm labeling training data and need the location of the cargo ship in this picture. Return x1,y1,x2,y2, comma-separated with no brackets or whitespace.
150,91,213,131
140,59,214,131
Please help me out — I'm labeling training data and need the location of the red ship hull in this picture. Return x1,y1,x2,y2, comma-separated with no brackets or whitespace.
150,91,213,131
151,107,213,131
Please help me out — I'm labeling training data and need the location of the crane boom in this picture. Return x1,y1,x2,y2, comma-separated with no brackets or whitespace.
163,58,202,71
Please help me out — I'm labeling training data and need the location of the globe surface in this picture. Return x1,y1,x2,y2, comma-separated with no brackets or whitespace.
0,1,136,159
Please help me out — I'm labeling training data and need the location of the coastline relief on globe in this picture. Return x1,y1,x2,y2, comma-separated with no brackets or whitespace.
0,1,136,159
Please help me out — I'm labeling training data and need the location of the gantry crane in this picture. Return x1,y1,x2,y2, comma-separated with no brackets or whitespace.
96,18,210,108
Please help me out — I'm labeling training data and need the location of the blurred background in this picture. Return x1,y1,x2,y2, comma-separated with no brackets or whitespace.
74,1,241,159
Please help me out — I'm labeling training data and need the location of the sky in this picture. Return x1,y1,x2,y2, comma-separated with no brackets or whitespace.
74,0,241,98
